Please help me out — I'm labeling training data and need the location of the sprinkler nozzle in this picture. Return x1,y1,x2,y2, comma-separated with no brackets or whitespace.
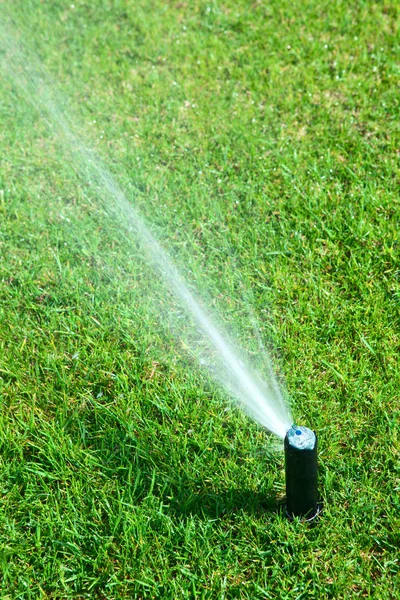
284,425,319,521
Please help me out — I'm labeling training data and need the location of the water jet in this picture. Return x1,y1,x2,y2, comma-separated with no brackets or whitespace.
284,424,320,520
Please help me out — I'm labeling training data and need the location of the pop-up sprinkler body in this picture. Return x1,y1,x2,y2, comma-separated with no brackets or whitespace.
284,425,319,520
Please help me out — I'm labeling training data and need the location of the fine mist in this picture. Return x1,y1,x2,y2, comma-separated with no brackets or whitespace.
0,20,292,439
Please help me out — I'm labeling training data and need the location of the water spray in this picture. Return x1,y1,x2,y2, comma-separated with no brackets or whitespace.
1,21,315,513
0,23,293,442
284,425,320,521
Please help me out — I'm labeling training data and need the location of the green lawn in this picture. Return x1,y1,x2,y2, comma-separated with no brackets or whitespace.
0,0,399,598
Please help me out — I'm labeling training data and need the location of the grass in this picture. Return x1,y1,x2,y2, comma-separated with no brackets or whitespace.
0,0,399,597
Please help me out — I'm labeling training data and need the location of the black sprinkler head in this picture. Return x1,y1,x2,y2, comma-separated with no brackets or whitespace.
284,425,320,521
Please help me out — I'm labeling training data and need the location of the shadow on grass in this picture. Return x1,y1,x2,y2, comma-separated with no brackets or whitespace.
99,430,281,520
87,418,282,521
165,484,279,520
24,397,283,523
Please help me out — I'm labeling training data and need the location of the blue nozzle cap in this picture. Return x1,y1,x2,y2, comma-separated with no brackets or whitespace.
287,424,316,451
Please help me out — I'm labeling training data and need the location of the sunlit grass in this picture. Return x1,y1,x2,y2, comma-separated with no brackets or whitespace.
0,1,399,598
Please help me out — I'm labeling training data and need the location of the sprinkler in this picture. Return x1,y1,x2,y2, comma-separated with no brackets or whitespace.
284,425,320,520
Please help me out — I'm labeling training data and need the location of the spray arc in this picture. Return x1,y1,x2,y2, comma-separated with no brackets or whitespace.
284,425,320,520
1,22,324,516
